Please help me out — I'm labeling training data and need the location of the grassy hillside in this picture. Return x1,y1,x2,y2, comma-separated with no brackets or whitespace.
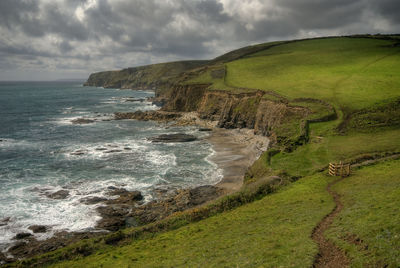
50,173,336,267
15,36,400,267
20,159,398,267
226,38,400,110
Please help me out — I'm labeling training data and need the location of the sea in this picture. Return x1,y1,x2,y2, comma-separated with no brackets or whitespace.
0,81,222,250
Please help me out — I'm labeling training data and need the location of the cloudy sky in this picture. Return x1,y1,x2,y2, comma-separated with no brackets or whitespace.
0,0,399,81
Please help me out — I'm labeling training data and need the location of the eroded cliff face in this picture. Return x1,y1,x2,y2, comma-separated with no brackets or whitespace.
162,85,318,146
161,84,209,112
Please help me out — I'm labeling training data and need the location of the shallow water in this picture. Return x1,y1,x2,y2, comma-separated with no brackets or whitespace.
0,81,222,249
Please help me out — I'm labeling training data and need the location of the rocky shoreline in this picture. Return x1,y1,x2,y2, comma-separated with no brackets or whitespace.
1,110,269,264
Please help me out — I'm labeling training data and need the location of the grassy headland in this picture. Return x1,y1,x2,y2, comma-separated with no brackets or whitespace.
10,35,400,267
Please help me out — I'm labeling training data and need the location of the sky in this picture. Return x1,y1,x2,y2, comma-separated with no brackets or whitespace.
0,0,399,81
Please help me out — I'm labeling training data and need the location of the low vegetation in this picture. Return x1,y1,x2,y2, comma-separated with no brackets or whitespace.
50,174,335,267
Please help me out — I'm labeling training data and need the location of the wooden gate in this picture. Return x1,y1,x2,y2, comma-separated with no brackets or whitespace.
328,161,351,177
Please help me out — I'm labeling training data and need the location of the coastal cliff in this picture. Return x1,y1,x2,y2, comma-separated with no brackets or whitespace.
161,85,335,149
84,60,207,95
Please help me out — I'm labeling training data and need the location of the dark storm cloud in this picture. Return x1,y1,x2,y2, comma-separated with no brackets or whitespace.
0,0,399,80
279,0,366,29
370,0,400,23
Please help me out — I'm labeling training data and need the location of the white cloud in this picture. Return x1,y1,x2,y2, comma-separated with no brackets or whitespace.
0,0,399,80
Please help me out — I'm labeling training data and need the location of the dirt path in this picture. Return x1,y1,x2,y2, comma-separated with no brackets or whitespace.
312,177,349,268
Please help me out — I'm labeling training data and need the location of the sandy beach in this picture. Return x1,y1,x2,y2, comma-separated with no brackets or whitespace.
207,128,269,193
174,112,270,193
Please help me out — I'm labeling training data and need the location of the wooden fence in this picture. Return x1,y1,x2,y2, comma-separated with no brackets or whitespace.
329,161,351,177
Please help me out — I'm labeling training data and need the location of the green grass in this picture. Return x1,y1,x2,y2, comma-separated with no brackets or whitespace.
51,174,334,268
268,128,400,177
225,38,400,110
328,159,400,267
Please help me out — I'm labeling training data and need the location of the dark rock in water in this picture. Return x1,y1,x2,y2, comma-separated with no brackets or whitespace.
107,188,129,196
71,118,95,124
199,128,212,132
124,98,145,102
123,147,132,150
149,133,197,143
0,217,10,227
46,190,69,200
13,233,32,240
95,190,143,231
28,225,48,233
106,189,143,203
104,149,123,153
109,191,143,204
79,196,107,205
70,150,85,156
107,186,118,190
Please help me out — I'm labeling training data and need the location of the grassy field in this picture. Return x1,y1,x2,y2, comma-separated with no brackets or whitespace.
225,38,400,110
328,160,400,267
52,174,334,268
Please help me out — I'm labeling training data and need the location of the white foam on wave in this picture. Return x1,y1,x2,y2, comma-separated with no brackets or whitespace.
64,138,149,159
0,184,101,250
0,173,157,250
0,138,39,150
204,146,224,185
145,150,177,168
54,116,86,125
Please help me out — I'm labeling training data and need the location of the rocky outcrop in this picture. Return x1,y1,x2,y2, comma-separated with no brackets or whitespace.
114,110,182,122
130,185,222,225
95,186,222,231
161,84,210,112
71,118,95,124
28,225,48,233
200,90,265,129
160,85,335,148
45,190,70,200
149,133,197,143
198,91,306,128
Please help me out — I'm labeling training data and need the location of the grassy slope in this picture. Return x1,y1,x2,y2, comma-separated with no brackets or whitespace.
243,38,400,179
328,160,400,267
225,38,400,110
51,160,400,267
54,174,335,268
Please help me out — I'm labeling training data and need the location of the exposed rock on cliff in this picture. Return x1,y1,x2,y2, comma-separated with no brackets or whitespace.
114,110,182,122
161,84,335,149
149,133,197,143
161,84,210,112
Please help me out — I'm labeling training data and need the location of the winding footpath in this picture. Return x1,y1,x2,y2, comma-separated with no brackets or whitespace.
312,177,349,268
